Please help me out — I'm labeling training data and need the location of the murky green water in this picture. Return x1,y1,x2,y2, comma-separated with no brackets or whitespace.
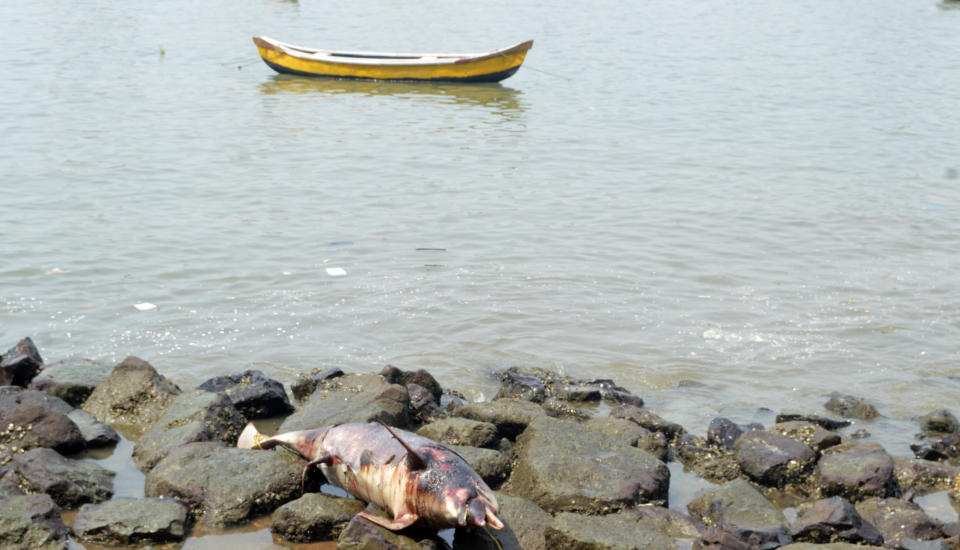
3,0,960,526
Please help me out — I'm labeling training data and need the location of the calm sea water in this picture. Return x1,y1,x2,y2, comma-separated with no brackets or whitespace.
2,0,959,459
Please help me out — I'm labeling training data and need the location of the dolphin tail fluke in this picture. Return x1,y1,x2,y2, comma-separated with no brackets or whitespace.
237,422,267,449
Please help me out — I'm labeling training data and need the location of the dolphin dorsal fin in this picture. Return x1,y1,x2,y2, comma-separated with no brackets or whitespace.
378,421,428,471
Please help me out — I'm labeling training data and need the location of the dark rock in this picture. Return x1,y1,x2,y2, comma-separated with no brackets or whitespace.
3,403,85,454
416,418,498,448
506,416,669,513
496,369,547,403
625,505,707,539
337,506,451,550
592,379,644,407
708,417,745,451
776,543,866,549
379,365,443,403
453,398,548,440
407,383,442,423
734,429,817,487
280,373,410,432
824,393,879,420
894,457,959,494
545,511,677,550
291,367,344,401
931,432,960,460
610,404,685,440
0,478,24,497
773,421,841,452
911,443,949,462
66,410,119,448
453,492,552,550
269,493,364,542
789,496,883,545
81,356,181,431
71,497,189,546
687,479,790,548
0,493,68,550
855,497,944,547
919,409,960,435
693,527,752,550
816,442,895,501
0,337,43,387
133,390,246,471
584,417,668,461
28,358,111,407
0,386,73,417
540,397,592,420
1,447,114,507
144,442,302,527
553,383,602,402
674,433,742,482
447,445,510,487
197,369,294,419
776,413,850,431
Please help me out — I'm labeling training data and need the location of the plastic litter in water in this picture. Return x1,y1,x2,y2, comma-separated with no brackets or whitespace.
325,267,347,276
133,302,157,311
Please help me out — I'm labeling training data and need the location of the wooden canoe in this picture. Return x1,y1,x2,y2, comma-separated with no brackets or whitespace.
252,36,533,82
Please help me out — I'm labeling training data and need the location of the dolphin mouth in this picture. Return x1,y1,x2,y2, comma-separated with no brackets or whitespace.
464,497,503,529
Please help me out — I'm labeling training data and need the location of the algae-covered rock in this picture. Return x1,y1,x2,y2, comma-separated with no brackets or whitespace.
0,493,68,550
773,421,841,453
789,496,882,545
894,457,959,494
71,497,189,546
1,447,114,507
66,410,119,448
546,512,678,550
824,393,879,420
28,357,112,407
453,492,553,550
416,417,498,448
144,442,301,527
447,445,511,487
132,390,246,471
584,416,668,461
507,416,669,514
3,403,85,454
337,507,450,550
734,429,816,487
674,433,742,483
816,442,895,501
280,373,410,431
269,493,364,542
610,404,685,440
454,398,548,440
854,497,943,547
81,356,181,431
687,479,790,548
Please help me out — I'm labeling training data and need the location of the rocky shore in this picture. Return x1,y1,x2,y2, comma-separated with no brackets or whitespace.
2,336,960,550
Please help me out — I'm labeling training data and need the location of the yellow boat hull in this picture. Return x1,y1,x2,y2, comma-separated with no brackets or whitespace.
253,37,532,82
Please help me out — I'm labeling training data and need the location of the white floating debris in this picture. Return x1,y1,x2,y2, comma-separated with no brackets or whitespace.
44,267,71,275
326,267,347,277
134,302,157,311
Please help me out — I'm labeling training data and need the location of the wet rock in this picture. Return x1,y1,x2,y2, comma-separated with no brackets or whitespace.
133,390,246,471
894,457,959,494
789,496,883,545
584,416,668,461
506,416,669,513
593,379,644,407
0,478,24,497
197,369,294,419
777,543,872,550
496,369,547,403
773,421,841,453
269,493,364,542
734,429,817,487
610,404,685,440
687,479,790,548
71,497,189,546
540,397,592,420
337,507,451,550
855,497,944,547
816,442,895,501
3,403,85,454
380,365,443,403
674,433,742,482
824,393,879,420
1,447,114,507
454,398,548,440
144,442,302,527
28,358,111,407
416,417,498,448
919,410,959,435
708,417,745,451
290,367,344,401
447,445,510,487
407,383,442,423
693,527,752,550
625,505,707,539
553,383,602,402
454,492,552,550
0,337,43,387
776,413,851,431
0,386,73,416
901,539,954,550
66,410,119,448
280,373,411,432
546,511,678,550
81,356,181,431
930,432,960,460
0,493,69,550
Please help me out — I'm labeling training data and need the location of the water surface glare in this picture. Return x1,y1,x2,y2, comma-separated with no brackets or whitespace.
2,0,960,458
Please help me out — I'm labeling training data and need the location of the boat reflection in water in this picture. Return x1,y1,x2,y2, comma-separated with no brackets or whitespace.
258,74,525,114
